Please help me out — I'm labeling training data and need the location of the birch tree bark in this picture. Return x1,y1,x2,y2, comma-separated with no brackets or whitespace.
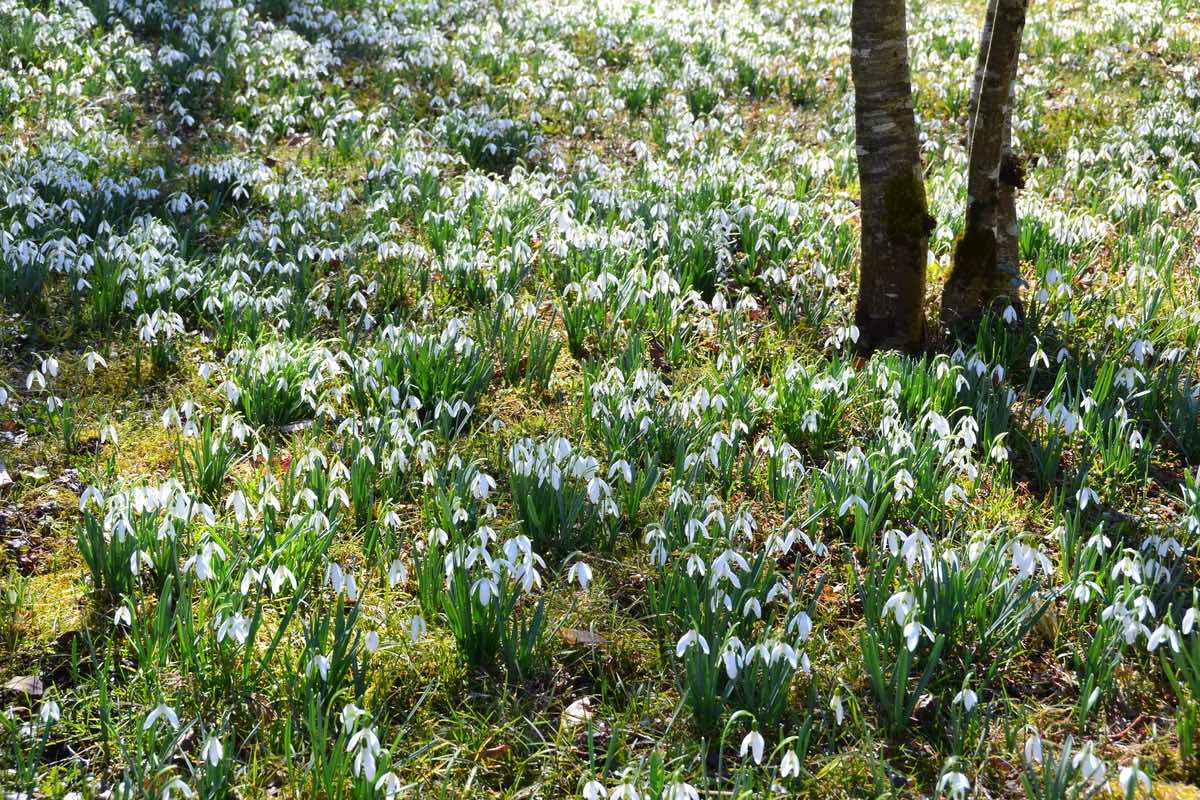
851,0,934,354
941,0,1029,327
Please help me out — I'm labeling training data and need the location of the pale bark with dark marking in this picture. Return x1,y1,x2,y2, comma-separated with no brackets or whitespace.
942,0,1028,327
851,0,934,354
996,83,1023,276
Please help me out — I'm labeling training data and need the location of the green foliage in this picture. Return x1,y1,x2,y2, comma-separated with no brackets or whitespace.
226,340,328,428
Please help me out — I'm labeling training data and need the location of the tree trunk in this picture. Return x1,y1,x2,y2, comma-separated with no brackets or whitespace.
851,0,934,354
941,0,1028,327
996,82,1023,278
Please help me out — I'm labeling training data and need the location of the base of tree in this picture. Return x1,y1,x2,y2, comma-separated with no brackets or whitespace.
941,219,1022,329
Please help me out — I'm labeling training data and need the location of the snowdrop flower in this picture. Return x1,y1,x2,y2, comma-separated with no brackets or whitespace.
568,560,592,589
216,613,249,645
161,405,182,429
1110,555,1143,584
587,476,610,504
1024,731,1043,765
84,351,107,372
267,566,297,595
1010,541,1052,580
308,654,331,680
409,615,427,642
1073,745,1106,785
185,541,227,581
473,575,498,605
830,693,844,725
882,591,916,625
349,727,381,781
838,494,867,516
739,730,764,764
1072,578,1102,604
471,472,495,499
159,778,195,799
201,736,224,766
904,620,933,652
1147,623,1180,653
1184,607,1198,635
663,782,698,800
721,638,745,679
780,748,801,778
144,703,180,731
1086,529,1113,553
937,771,969,799
99,424,118,444
900,531,932,569
220,380,241,405
39,700,61,725
1118,763,1150,797
375,772,402,797
953,687,977,712
340,704,368,731
582,779,607,799
943,483,968,504
710,550,748,588
742,597,762,619
1076,486,1099,510
41,356,59,378
225,490,251,523
609,781,641,800
675,629,709,657
388,559,408,588
325,564,358,602
80,485,104,509
609,460,632,484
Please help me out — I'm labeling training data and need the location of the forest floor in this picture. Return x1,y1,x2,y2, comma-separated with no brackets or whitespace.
2,0,1200,797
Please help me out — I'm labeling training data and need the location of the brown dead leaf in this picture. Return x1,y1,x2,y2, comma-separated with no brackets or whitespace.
476,743,511,762
4,676,44,696
560,628,605,646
